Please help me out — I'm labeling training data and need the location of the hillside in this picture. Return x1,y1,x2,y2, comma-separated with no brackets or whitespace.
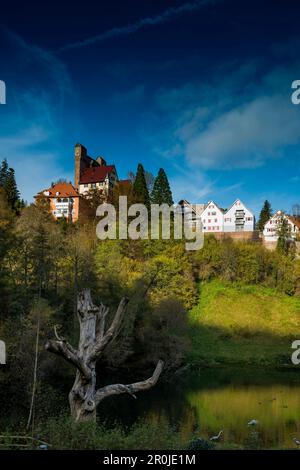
188,280,300,367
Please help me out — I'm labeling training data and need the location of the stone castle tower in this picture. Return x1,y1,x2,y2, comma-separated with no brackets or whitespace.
74,143,107,188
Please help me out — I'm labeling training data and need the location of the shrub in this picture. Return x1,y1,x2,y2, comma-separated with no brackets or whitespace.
37,415,183,450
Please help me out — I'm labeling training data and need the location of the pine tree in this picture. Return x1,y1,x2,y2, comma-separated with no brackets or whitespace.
0,158,8,187
276,215,290,255
151,168,174,205
133,163,150,209
257,200,272,232
4,167,20,211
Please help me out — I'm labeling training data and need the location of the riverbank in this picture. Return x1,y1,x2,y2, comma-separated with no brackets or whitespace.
187,280,300,368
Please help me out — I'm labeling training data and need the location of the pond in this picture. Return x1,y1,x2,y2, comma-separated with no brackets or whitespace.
100,367,300,449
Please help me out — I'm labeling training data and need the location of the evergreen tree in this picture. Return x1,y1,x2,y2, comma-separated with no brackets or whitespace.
257,200,272,232
4,167,20,211
133,163,150,209
276,215,289,255
0,158,8,187
151,168,174,205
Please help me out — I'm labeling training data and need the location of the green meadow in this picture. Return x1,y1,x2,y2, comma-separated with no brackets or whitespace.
188,280,300,367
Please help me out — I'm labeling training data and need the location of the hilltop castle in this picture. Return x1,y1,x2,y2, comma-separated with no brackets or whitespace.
35,143,122,222
74,143,118,197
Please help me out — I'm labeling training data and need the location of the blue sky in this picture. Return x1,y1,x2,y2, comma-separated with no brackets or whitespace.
0,0,300,215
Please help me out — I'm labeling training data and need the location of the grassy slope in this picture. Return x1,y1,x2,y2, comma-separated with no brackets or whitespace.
188,280,300,366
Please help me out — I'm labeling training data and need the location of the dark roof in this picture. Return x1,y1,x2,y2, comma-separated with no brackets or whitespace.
80,165,115,184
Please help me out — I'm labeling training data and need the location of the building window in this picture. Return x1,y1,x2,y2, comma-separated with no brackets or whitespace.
91,183,96,189
208,219,211,223
215,219,218,222
84,184,88,188
225,218,231,222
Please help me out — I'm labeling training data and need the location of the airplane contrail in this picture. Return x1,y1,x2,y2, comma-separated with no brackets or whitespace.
58,0,220,52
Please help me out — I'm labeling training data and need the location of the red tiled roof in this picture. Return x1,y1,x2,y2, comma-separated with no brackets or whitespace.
288,216,300,229
80,165,115,184
118,179,132,186
37,182,79,198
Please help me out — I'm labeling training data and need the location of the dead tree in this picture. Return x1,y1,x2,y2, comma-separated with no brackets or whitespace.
45,289,164,422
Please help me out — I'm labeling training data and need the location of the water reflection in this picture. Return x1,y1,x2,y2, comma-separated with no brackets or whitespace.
186,383,300,448
101,368,300,449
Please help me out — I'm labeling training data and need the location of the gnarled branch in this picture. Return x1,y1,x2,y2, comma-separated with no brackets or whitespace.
45,339,92,381
46,289,164,422
94,360,164,405
88,296,129,362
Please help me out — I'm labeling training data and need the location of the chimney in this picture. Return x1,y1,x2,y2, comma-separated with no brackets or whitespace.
74,143,87,188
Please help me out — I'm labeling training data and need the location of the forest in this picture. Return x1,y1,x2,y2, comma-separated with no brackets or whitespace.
0,158,300,449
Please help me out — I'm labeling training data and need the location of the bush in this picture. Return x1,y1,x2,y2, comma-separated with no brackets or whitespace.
37,415,183,450
186,438,215,450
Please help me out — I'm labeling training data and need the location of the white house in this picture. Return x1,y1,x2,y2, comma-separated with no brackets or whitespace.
223,199,255,232
200,200,224,233
263,210,300,242
177,198,255,233
78,165,117,197
176,200,205,228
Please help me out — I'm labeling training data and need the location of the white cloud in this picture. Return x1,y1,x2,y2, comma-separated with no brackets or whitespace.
185,94,300,169
170,174,214,203
58,0,221,52
154,58,300,171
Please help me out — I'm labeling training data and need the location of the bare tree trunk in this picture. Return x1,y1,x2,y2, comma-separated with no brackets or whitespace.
45,289,164,422
27,318,40,430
